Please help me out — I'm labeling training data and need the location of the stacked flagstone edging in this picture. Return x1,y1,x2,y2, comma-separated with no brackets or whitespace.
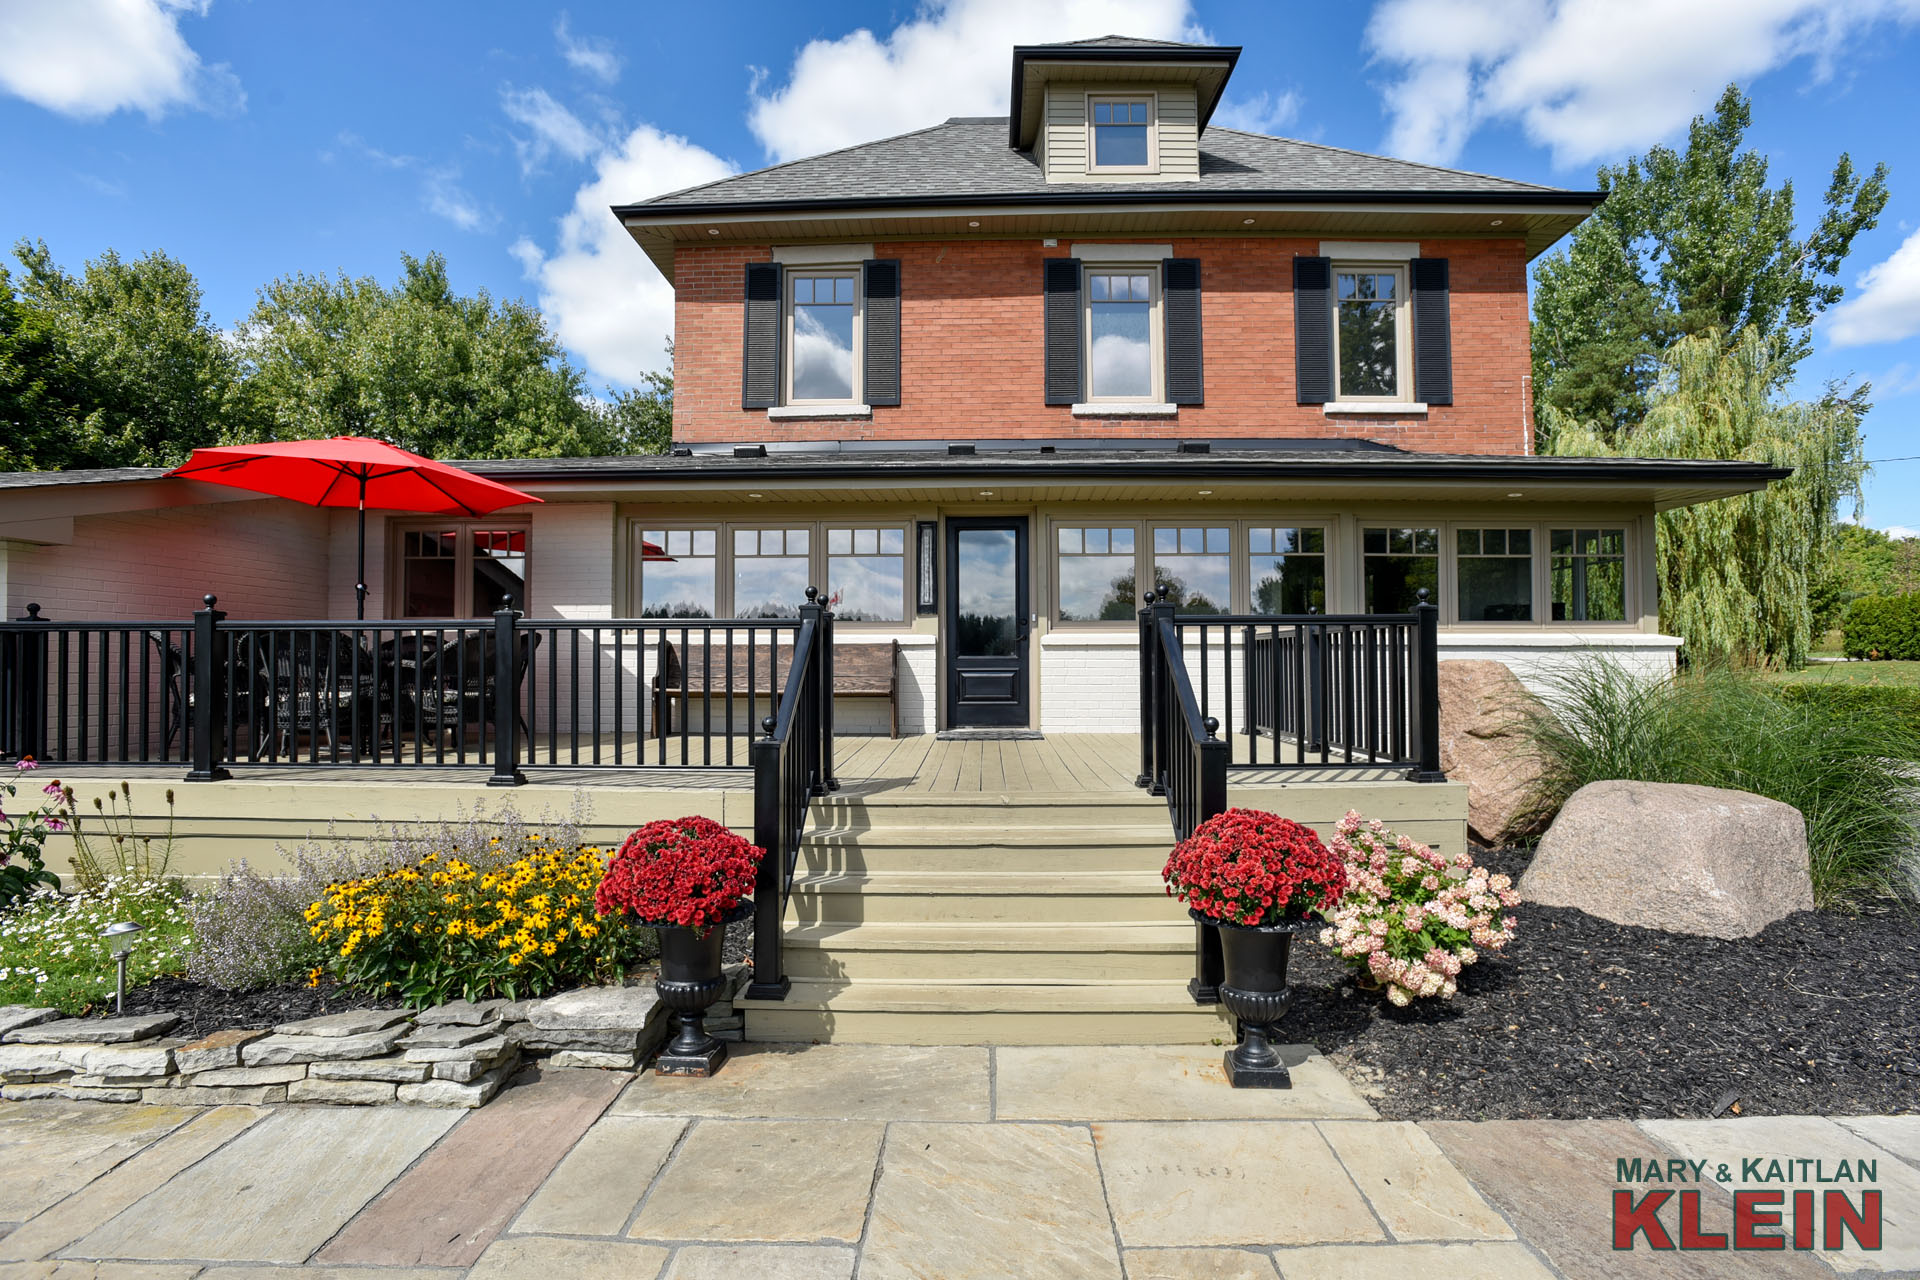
0,980,693,1109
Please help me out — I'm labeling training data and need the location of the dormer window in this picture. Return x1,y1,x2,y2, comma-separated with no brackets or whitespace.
1088,96,1156,173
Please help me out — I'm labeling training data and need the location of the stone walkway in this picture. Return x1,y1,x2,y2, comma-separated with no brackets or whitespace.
0,1044,1910,1279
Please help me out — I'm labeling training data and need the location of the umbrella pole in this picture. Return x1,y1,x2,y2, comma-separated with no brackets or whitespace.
356,477,368,621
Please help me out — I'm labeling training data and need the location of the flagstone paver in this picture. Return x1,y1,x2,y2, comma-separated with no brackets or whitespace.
318,1066,626,1268
0,1261,203,1279
1423,1119,1831,1279
0,1105,263,1262
627,1119,884,1243
205,1269,463,1279
1316,1120,1515,1241
860,1121,1121,1280
663,1243,857,1279
511,1114,688,1237
1836,1115,1920,1169
612,1042,990,1121
1269,1241,1560,1279
70,1105,462,1263
1121,1247,1282,1279
1094,1121,1382,1249
1641,1115,1920,1274
464,1236,670,1280
994,1045,1376,1121
0,1100,200,1222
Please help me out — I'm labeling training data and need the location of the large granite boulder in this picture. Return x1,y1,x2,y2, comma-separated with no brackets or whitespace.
1438,660,1546,846
1522,780,1813,938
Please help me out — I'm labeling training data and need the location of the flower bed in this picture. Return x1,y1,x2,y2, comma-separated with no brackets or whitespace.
0,878,192,1014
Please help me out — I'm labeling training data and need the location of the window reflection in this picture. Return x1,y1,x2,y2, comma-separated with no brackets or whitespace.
955,529,1016,656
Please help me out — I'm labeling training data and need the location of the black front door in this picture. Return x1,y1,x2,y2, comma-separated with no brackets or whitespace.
944,517,1030,728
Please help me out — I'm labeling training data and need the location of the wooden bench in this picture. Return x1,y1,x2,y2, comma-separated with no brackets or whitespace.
652,638,901,738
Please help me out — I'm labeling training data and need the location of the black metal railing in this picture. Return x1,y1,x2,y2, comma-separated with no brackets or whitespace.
1137,589,1444,1004
746,588,836,1001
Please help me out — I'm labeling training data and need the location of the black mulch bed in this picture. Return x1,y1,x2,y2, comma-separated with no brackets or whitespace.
1290,845,1920,1122
95,975,402,1040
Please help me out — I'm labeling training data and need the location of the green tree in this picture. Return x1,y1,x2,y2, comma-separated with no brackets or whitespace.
1551,329,1866,667
1532,86,1888,446
582,340,673,456
7,240,248,469
239,252,607,459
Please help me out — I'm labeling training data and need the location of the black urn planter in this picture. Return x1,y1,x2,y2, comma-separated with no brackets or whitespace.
651,899,751,1078
1195,909,1315,1089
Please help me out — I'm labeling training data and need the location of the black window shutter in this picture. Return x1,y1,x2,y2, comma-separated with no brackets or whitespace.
1411,257,1453,405
1043,257,1082,406
741,262,782,410
862,259,902,407
1293,256,1333,404
1162,258,1204,405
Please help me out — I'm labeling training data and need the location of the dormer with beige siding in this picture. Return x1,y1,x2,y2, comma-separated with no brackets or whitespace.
1008,36,1235,184
1042,82,1200,183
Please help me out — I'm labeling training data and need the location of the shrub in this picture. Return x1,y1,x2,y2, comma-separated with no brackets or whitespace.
1843,592,1920,660
0,877,192,1014
1319,812,1518,1006
1523,660,1920,907
188,798,594,992
0,762,65,907
1161,808,1346,927
309,832,651,1007
595,816,762,931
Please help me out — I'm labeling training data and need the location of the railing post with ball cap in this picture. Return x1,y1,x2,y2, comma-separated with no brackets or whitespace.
487,595,525,787
2,604,51,763
185,595,229,782
748,713,791,1000
1407,588,1445,782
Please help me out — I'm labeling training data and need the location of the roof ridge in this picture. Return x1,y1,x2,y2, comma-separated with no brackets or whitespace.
1203,125,1564,193
636,117,974,207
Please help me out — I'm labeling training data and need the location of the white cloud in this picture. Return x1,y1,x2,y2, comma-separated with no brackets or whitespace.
1365,0,1920,167
555,12,622,84
1864,360,1920,398
502,86,600,173
326,133,493,232
1212,89,1302,135
1826,229,1920,348
0,0,243,119
1882,524,1920,540
746,0,1200,162
512,125,734,386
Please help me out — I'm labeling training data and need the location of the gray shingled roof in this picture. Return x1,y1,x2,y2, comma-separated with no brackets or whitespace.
631,117,1572,213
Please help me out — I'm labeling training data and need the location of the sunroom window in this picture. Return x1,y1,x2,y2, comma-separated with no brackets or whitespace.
826,527,906,622
1248,527,1327,615
1055,525,1139,622
1363,526,1438,613
399,523,530,618
1456,527,1533,622
637,528,717,619
733,528,811,619
1551,528,1628,622
1152,526,1230,614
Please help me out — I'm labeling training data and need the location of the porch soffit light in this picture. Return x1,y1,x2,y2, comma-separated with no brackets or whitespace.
1198,489,1213,495
1490,219,1504,226
969,220,981,227
707,228,720,235
1508,492,1524,498
1242,218,1255,225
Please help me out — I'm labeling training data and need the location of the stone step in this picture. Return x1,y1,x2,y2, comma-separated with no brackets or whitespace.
739,979,1231,1046
786,870,1178,924
779,921,1196,981
798,825,1174,874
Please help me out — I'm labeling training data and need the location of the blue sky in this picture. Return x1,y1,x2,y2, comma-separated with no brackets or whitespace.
4,0,1920,530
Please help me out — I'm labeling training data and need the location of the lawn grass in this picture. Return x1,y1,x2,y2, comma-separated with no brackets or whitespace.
1763,660,1920,687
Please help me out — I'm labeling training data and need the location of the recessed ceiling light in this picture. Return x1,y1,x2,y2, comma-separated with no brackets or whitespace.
748,492,763,498
1242,218,1255,225
1198,489,1213,496
968,220,980,228
1490,219,1504,227
707,228,720,236
1507,492,1523,498
979,490,994,497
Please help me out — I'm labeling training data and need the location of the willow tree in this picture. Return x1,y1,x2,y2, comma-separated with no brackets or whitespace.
1546,329,1866,667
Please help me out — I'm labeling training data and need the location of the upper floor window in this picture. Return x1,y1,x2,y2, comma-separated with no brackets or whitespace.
1088,96,1155,172
786,271,860,404
1334,266,1409,402
1086,268,1159,401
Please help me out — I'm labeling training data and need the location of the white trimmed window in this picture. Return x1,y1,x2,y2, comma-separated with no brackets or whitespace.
1152,525,1231,615
1085,268,1161,401
636,527,718,619
1363,526,1439,614
785,270,861,404
1088,95,1156,172
1333,265,1410,402
1247,527,1328,615
1456,527,1534,622
826,526,907,623
398,522,530,618
1055,525,1140,622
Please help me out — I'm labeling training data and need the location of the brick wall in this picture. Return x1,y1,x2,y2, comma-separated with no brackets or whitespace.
673,236,1533,454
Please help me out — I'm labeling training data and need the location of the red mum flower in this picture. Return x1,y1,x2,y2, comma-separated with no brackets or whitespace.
1161,809,1346,928
594,816,765,934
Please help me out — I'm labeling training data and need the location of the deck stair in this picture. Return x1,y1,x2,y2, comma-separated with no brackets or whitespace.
737,789,1233,1045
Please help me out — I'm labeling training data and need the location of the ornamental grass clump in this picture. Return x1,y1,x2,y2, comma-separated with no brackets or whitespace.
1161,808,1347,927
1320,810,1519,1007
594,816,762,931
307,833,651,1006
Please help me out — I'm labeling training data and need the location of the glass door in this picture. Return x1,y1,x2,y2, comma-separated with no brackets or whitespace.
944,518,1030,728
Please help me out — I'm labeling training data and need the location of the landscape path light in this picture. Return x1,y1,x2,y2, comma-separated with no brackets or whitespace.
102,921,143,1015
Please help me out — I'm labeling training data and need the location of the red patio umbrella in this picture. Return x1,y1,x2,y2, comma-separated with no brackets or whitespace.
166,436,542,619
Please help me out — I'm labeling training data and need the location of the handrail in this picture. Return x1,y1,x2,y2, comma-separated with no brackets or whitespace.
746,587,836,1002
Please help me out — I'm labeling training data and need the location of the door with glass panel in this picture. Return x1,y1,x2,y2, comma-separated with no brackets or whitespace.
944,518,1029,728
